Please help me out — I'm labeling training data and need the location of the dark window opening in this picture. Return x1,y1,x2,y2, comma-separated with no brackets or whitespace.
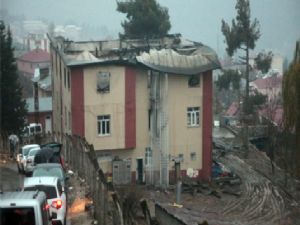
188,75,200,87
0,207,36,225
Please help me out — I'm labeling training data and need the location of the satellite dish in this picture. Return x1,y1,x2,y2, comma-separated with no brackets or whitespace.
187,168,194,178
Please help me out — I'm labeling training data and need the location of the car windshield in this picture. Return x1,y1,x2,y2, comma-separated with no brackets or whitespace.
23,146,38,156
33,167,64,180
0,207,36,225
28,149,40,156
24,185,57,199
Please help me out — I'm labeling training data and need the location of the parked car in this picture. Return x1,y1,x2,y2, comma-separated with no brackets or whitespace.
16,144,40,173
24,147,41,175
34,142,65,170
23,177,67,225
22,123,43,138
0,190,53,225
32,163,68,188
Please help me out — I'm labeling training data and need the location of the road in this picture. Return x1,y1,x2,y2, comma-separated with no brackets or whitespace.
0,159,77,225
0,160,24,191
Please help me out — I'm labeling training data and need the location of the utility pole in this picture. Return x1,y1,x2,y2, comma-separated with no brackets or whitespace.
33,68,40,144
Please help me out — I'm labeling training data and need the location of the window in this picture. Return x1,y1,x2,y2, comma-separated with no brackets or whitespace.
0,207,36,225
97,115,110,136
67,71,70,90
187,107,200,127
190,152,196,161
24,185,57,199
188,75,200,87
97,72,110,93
178,153,184,162
64,68,66,88
145,147,152,166
69,111,71,130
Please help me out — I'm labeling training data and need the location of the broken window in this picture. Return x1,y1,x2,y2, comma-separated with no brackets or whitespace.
97,72,110,93
188,75,200,87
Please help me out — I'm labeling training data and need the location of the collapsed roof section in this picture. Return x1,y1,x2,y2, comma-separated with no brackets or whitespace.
49,34,221,75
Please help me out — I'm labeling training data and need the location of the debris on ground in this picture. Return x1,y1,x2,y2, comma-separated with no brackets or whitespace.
67,172,94,225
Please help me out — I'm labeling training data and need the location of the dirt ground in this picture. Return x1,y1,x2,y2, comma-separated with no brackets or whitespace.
58,137,300,225
143,137,300,225
66,171,95,225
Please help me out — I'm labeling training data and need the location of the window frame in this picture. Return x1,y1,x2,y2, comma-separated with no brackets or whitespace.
97,115,111,136
187,107,200,127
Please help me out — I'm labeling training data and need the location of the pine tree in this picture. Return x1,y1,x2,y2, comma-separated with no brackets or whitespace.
221,0,260,154
221,0,260,114
117,0,171,39
0,21,27,135
255,51,273,74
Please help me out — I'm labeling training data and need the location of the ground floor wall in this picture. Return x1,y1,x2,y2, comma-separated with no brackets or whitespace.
95,147,209,185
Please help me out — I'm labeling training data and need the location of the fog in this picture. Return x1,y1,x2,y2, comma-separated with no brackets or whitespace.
2,0,300,60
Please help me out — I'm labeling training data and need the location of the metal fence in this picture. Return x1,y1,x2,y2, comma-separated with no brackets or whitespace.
1,131,139,225
0,132,10,156
50,132,124,225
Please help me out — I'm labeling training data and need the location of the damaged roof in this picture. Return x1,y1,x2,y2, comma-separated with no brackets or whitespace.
49,34,221,75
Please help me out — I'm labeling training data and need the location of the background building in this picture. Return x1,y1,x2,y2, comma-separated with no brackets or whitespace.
17,48,50,78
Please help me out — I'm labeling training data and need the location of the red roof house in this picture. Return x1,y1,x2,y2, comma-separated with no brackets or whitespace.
250,76,282,101
17,48,50,78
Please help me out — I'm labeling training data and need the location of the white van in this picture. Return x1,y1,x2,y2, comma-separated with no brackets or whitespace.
22,123,43,137
0,190,53,225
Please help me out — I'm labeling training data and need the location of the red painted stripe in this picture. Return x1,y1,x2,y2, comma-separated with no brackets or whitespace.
125,67,136,149
71,68,85,136
202,70,213,181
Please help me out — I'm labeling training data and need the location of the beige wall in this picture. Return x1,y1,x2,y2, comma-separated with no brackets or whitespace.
85,68,150,174
134,69,151,157
93,72,204,174
167,74,203,171
62,66,72,134
52,55,205,175
84,66,126,150
50,47,61,134
51,47,72,135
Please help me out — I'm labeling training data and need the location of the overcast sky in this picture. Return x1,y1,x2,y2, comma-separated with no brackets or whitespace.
2,0,300,60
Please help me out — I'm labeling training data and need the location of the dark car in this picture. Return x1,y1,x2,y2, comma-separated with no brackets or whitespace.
34,142,65,169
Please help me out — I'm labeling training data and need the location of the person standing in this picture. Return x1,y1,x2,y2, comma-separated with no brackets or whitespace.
8,134,19,159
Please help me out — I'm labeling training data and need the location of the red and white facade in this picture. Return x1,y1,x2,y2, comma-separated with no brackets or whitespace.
50,37,220,185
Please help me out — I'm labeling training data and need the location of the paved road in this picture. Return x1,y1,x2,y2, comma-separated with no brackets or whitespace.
0,160,74,225
0,161,24,192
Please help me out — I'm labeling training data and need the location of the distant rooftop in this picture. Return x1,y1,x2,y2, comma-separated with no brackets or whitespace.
49,34,221,75
251,76,282,90
19,48,50,63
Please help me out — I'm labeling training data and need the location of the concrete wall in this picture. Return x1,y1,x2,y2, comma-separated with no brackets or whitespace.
168,74,203,171
84,65,126,150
